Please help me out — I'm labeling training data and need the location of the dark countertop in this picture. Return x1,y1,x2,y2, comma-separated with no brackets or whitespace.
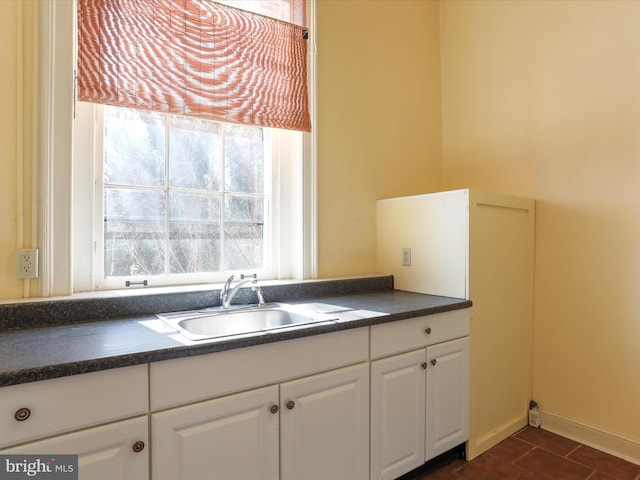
0,277,471,387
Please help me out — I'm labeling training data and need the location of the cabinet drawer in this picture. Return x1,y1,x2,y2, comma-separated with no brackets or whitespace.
0,364,148,448
1,416,149,480
370,309,469,360
150,327,369,410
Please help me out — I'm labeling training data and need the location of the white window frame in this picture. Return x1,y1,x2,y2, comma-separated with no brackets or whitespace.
38,0,317,297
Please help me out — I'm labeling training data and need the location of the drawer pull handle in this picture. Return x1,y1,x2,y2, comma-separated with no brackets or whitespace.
14,407,31,422
421,362,428,370
270,404,280,414
425,327,432,335
286,400,295,410
132,440,145,453
430,358,437,366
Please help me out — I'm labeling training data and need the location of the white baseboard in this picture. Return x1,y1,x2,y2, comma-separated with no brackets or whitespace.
540,409,640,466
467,415,528,460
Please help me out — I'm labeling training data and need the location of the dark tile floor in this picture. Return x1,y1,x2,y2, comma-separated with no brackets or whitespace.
419,427,640,480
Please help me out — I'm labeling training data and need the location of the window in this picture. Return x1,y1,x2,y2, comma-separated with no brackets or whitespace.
39,1,316,296
75,103,303,290
103,106,270,277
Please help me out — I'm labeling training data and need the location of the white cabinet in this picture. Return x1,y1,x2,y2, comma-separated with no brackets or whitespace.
152,364,369,480
0,365,149,480
378,189,535,459
2,416,149,480
370,310,470,480
371,350,426,480
150,329,370,480
425,337,469,460
280,363,369,480
150,327,369,410
152,386,279,480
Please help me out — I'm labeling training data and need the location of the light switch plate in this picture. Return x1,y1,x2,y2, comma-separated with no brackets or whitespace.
402,248,411,266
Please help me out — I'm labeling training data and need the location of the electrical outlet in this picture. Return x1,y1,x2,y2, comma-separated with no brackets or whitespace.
528,407,541,428
16,249,39,279
402,248,411,266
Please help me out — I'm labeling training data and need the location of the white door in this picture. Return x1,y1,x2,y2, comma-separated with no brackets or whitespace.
370,350,426,480
152,385,279,480
280,363,369,480
1,416,149,480
425,337,469,460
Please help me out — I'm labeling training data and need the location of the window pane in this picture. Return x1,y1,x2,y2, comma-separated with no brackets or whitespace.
99,106,272,282
224,195,265,270
104,106,165,187
104,188,166,276
224,124,264,194
169,192,222,273
169,115,222,191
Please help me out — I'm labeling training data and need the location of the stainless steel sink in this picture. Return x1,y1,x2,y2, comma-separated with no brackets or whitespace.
158,303,337,341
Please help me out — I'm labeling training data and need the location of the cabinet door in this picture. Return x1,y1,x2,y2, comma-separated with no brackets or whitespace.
152,385,279,480
1,416,149,480
425,337,469,460
280,363,369,480
370,350,426,480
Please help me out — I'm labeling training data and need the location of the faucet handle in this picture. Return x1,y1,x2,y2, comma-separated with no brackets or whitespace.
220,275,235,302
252,285,266,306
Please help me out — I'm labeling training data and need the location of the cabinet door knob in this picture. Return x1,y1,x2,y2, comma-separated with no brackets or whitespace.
286,400,295,410
270,404,280,414
430,358,437,366
421,362,428,370
14,407,31,422
132,440,145,453
425,327,432,335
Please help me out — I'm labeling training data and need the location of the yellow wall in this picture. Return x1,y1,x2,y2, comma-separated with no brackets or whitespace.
316,0,443,277
0,1,18,297
0,1,36,299
441,0,640,444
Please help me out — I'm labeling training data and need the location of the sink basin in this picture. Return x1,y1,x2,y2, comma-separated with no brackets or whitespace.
158,304,337,341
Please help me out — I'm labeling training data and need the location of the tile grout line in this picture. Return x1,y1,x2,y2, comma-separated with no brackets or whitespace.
566,444,582,458
487,447,544,478
584,470,600,480
501,444,537,465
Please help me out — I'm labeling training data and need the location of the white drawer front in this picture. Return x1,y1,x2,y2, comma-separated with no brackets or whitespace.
150,327,369,410
1,416,149,480
370,309,470,360
0,364,148,448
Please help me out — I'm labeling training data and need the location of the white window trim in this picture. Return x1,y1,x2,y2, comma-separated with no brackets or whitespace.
38,0,75,297
38,0,317,297
303,0,318,280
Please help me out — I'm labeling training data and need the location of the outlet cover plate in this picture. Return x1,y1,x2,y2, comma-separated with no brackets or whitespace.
16,249,39,279
402,248,411,266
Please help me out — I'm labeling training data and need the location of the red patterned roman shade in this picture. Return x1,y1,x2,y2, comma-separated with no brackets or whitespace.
77,0,311,132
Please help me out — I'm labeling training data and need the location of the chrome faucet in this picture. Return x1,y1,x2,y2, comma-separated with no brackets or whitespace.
220,274,265,309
